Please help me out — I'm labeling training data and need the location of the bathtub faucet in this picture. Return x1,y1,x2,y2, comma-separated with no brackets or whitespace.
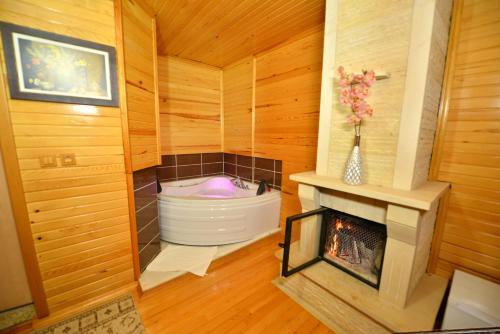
231,176,249,190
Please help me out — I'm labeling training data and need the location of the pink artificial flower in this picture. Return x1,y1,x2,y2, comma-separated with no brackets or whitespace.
337,66,376,126
346,114,362,125
353,73,364,83
363,70,376,87
338,66,345,77
364,105,373,116
339,78,350,87
352,84,369,99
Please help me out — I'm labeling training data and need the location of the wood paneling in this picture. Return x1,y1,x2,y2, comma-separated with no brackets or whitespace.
0,0,135,313
254,26,323,225
158,56,222,154
429,0,500,283
223,57,254,155
122,0,160,171
153,0,325,67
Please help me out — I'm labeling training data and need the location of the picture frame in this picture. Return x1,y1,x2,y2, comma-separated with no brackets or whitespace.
0,22,119,107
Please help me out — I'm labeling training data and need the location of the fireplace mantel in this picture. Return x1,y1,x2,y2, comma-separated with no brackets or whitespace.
290,171,449,211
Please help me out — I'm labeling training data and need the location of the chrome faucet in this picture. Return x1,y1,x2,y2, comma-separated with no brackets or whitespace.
231,176,249,190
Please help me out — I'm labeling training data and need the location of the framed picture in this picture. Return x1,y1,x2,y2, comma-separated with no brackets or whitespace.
0,22,119,107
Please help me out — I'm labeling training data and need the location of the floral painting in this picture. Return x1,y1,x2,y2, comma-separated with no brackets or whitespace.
0,22,118,106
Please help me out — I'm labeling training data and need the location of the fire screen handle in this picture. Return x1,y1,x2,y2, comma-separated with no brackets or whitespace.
281,207,330,277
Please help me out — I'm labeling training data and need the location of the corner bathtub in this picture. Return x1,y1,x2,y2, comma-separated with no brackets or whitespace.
158,176,281,245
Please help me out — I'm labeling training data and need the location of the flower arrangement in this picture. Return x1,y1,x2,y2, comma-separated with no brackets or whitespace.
338,66,376,136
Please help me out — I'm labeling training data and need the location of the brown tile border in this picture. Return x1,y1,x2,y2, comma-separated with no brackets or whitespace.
158,152,281,189
177,153,201,165
202,152,223,163
133,166,157,191
203,162,223,175
177,164,202,178
139,233,161,272
159,152,224,182
133,166,160,273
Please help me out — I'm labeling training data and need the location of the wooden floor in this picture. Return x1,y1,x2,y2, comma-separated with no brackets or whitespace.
136,233,333,333
10,233,332,334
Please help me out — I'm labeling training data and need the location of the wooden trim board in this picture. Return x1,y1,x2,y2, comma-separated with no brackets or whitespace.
114,0,140,280
152,17,162,166
428,0,463,180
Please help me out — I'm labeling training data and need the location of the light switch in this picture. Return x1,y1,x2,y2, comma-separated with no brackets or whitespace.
39,156,57,168
60,153,76,166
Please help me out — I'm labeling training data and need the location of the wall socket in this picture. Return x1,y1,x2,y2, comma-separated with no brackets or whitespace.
39,156,57,168
60,153,77,166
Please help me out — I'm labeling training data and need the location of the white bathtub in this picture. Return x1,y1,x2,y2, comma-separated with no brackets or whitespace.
158,175,281,245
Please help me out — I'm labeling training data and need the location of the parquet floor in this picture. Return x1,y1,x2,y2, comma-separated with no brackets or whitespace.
136,233,333,333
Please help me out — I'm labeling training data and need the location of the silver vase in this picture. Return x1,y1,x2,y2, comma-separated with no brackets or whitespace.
343,135,363,185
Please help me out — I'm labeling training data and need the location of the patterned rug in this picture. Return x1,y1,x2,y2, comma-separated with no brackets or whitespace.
32,295,146,334
0,304,36,330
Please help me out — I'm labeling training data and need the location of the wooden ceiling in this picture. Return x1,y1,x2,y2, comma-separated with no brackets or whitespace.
147,0,325,67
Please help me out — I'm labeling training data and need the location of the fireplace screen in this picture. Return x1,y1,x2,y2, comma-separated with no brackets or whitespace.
321,210,386,287
281,207,387,289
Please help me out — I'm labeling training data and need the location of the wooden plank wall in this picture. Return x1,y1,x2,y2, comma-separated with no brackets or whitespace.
429,0,500,283
122,0,160,171
222,26,323,225
158,56,222,154
0,0,134,312
255,26,323,225
223,57,254,155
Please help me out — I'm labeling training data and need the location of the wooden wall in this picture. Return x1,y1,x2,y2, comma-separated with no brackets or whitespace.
0,0,134,313
255,27,323,224
222,26,324,224
223,57,254,155
429,0,500,283
158,56,222,154
122,0,161,171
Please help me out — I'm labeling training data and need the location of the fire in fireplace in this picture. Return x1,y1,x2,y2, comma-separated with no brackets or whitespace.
321,211,387,287
281,207,387,289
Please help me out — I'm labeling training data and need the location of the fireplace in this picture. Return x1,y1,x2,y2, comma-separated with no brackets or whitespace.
281,207,387,289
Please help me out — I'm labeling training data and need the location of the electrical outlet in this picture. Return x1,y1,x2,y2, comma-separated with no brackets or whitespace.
39,156,57,168
60,153,76,166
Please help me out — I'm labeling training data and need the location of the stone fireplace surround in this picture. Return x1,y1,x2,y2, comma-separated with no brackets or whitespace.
276,172,449,333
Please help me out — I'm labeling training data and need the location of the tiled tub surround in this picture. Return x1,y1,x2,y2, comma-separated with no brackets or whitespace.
132,167,161,272
157,152,282,189
157,153,223,181
223,153,282,190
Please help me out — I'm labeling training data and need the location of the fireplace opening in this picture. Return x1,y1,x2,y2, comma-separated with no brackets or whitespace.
321,210,387,288
281,207,387,289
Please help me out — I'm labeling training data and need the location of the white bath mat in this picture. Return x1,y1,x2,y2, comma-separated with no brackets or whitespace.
146,244,218,277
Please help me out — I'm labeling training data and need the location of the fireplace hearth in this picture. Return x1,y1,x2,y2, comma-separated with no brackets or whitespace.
281,207,387,289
